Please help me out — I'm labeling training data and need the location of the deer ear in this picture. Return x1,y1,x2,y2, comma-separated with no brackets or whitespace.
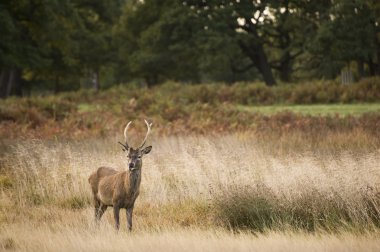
141,146,152,155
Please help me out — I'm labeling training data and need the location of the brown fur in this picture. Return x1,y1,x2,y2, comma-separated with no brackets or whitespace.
88,146,151,231
89,120,152,231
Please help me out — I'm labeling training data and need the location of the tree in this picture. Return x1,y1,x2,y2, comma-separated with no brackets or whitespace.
0,0,125,97
308,0,378,79
0,0,51,97
365,0,380,76
0,0,83,97
196,27,259,83
114,0,203,85
187,0,277,85
184,0,308,85
72,0,123,90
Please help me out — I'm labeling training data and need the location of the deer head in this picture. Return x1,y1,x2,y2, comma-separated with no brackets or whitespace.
118,120,152,171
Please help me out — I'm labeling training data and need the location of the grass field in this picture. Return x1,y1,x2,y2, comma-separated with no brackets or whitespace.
1,135,380,251
238,103,380,116
1,81,380,251
2,226,380,251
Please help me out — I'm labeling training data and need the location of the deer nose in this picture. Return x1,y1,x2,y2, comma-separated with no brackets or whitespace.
129,163,135,169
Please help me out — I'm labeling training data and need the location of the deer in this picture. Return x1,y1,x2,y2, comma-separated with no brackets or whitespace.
88,119,152,231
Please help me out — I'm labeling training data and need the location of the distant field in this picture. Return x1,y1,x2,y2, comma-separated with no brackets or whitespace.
82,103,380,116
238,103,380,116
1,81,380,139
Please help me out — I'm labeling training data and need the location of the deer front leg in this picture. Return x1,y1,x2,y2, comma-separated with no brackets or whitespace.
126,207,134,231
113,206,120,230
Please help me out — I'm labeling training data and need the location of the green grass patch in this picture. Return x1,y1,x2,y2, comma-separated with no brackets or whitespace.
237,103,380,116
77,103,103,113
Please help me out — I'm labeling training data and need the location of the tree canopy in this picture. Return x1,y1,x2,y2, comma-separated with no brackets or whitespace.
0,0,379,97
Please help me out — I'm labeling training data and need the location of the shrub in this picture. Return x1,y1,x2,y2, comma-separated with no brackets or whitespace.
286,81,341,104
214,187,380,232
346,77,380,102
235,83,275,105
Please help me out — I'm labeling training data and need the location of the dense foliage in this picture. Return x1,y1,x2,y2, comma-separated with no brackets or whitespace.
0,0,379,97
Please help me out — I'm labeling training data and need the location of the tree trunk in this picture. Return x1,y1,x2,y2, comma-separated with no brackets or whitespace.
10,68,23,96
279,67,291,82
238,41,276,86
93,70,100,91
368,58,376,76
6,70,15,96
0,69,10,99
357,60,365,79
255,45,277,86
377,51,380,76
278,52,292,82
54,75,60,94
0,68,23,98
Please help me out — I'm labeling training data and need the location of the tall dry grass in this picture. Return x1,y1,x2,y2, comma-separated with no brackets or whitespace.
1,135,379,227
1,135,380,250
1,226,380,252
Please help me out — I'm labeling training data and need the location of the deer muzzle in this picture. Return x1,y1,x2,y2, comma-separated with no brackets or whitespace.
129,161,140,172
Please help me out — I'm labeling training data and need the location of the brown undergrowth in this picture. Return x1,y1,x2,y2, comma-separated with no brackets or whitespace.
0,78,380,139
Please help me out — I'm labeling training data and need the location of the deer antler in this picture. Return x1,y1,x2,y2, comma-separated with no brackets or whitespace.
118,121,132,150
139,119,152,149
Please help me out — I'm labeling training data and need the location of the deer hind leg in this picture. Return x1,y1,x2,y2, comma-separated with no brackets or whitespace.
94,199,107,221
94,198,100,219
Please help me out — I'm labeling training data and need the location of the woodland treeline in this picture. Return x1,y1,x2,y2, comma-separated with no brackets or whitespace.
1,0,379,97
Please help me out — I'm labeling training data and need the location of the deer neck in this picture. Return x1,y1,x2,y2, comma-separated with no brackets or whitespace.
125,164,142,196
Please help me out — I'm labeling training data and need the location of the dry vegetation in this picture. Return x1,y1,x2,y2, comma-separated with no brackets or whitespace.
2,226,380,252
1,79,380,250
0,78,380,138
1,134,380,251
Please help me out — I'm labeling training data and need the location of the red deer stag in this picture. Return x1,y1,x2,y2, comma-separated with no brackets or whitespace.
88,120,152,231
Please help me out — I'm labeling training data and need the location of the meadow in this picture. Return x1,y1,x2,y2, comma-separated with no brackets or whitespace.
1,79,380,251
